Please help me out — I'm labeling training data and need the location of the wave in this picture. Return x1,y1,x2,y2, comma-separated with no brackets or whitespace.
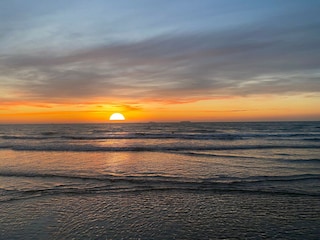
1,172,319,202
0,133,241,140
1,142,320,152
2,171,318,185
178,152,320,164
303,138,320,142
2,132,320,141
281,159,320,164
226,174,320,183
1,135,50,140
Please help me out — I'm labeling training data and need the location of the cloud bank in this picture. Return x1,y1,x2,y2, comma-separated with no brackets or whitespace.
0,2,319,105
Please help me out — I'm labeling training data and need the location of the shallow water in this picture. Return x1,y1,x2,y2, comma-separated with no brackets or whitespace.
0,122,319,239
1,192,319,239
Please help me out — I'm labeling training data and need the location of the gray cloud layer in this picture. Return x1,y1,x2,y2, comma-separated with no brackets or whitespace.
1,11,320,104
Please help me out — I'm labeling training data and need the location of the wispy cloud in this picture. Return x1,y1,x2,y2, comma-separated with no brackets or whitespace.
0,4,319,106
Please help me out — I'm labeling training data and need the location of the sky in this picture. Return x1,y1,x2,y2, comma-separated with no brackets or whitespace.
0,0,320,123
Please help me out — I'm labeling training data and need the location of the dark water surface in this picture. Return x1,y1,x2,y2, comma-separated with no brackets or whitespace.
0,122,319,239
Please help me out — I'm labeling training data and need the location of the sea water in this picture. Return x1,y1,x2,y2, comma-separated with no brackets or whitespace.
0,122,319,239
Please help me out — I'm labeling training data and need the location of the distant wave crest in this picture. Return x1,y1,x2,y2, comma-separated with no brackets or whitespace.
2,132,320,141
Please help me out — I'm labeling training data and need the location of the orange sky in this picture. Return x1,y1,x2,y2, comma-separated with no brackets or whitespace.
1,94,319,123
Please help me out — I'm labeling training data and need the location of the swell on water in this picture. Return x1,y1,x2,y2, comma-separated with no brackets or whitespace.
1,122,319,203
0,143,319,152
1,132,320,140
1,171,319,202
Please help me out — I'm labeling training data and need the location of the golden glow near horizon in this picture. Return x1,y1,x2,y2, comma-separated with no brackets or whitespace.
0,94,319,123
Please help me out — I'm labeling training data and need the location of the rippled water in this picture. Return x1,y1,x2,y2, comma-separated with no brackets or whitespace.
0,122,319,239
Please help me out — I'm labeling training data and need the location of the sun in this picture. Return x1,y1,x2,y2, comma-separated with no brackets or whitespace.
109,113,125,121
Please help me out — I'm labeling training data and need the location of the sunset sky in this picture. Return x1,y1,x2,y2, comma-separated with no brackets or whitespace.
1,0,319,123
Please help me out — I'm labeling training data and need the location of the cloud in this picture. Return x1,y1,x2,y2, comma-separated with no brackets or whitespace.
1,10,319,104
116,104,143,112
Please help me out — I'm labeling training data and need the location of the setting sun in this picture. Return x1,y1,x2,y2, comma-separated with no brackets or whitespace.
109,113,125,121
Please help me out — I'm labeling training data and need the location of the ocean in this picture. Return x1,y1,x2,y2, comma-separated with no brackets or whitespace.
0,122,319,239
